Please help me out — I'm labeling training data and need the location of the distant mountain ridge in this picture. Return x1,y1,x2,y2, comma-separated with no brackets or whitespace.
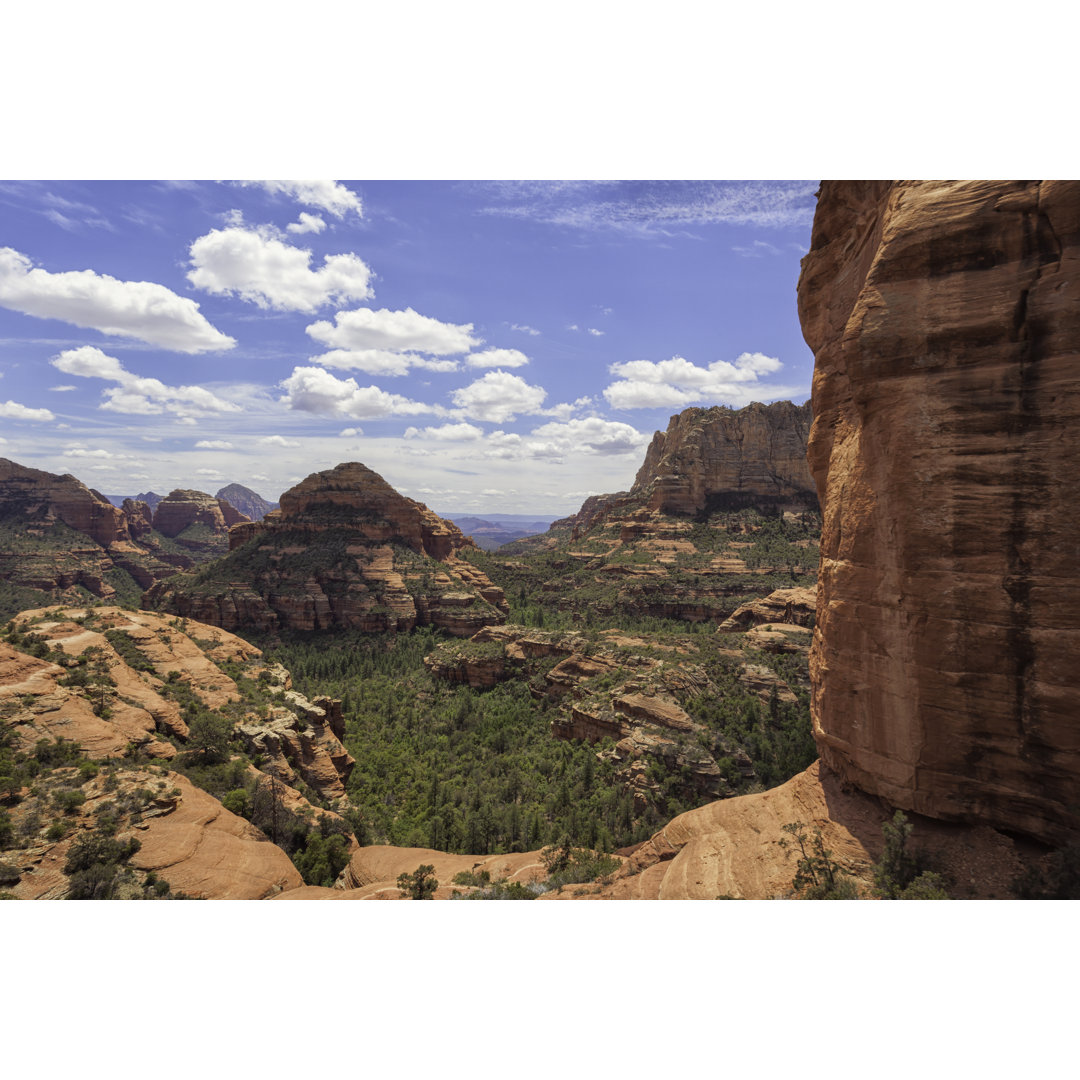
215,483,279,522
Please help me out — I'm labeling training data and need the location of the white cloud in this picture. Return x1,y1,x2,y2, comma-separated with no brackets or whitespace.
338,427,363,437
0,246,235,353
732,240,782,257
604,352,796,409
306,306,480,355
511,324,540,336
403,422,484,442
258,435,301,448
450,371,546,423
279,366,438,419
286,213,326,235
62,446,126,459
49,385,77,392
188,226,373,312
175,417,198,426
196,467,224,476
529,417,648,456
0,399,55,422
465,348,529,369
52,345,241,418
537,395,593,421
237,181,363,219
587,328,604,336
477,180,818,234
311,348,459,377
195,440,234,449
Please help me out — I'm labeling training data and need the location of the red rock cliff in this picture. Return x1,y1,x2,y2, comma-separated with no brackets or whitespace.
799,180,1080,845
0,457,131,547
632,401,816,516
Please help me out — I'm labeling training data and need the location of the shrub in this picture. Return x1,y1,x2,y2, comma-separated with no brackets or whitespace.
779,821,859,899
397,864,438,899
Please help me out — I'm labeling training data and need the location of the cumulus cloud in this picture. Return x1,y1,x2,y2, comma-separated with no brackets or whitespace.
187,226,373,312
0,400,55,422
51,345,241,418
480,418,647,462
306,307,480,355
529,417,648,455
49,385,77,392
279,366,438,419
537,395,594,421
510,324,540,336
258,435,301,447
195,440,234,449
338,427,363,437
450,371,546,423
237,180,363,218
196,467,224,476
465,348,529,369
62,446,127,459
403,422,484,442
604,352,795,409
286,213,326,235
311,348,459,377
0,246,235,353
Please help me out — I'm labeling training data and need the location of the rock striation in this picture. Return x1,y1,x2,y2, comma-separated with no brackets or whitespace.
144,462,508,636
0,459,199,611
1,457,131,548
800,180,1080,846
632,400,817,517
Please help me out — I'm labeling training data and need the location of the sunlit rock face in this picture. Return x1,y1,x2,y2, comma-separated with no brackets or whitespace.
799,180,1080,845
632,401,817,517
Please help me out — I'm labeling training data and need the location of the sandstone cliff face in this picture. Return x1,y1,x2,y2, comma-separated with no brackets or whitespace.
0,457,131,547
152,489,228,536
144,463,508,636
799,180,1080,846
631,401,817,517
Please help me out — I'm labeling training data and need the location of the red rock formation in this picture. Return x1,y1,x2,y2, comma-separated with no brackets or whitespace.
632,401,817,517
0,457,131,547
121,498,153,539
216,498,251,528
151,489,230,537
145,463,508,636
799,180,1080,846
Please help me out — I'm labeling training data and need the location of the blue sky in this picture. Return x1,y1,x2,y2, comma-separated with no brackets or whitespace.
0,180,816,515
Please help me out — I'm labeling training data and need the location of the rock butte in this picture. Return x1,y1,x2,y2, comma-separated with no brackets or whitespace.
143,462,508,636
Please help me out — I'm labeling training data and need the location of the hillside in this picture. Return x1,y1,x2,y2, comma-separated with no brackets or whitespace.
0,459,207,620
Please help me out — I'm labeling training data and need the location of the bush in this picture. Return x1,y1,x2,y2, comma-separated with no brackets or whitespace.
779,821,859,899
397,864,438,899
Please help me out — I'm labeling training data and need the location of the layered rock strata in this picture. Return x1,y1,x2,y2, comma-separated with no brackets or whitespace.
144,463,508,636
799,179,1080,846
632,400,817,517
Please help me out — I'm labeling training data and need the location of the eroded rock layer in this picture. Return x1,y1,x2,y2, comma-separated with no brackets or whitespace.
144,462,508,636
632,400,817,517
799,180,1080,845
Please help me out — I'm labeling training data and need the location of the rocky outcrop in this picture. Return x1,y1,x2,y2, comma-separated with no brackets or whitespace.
800,180,1080,846
145,463,508,637
565,761,1034,900
0,457,131,547
152,489,227,537
121,498,154,539
718,586,817,631
632,401,817,517
3,767,303,900
216,483,278,522
237,675,354,801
